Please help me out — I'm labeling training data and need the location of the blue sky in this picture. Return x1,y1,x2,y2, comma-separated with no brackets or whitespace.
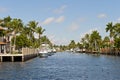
0,0,120,45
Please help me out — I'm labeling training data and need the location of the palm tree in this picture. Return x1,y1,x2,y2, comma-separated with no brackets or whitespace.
76,42,83,50
85,34,91,50
36,26,45,40
0,16,12,37
35,26,45,46
113,23,120,54
106,22,116,54
90,30,101,52
103,36,110,48
68,40,76,50
22,26,31,38
81,37,85,48
27,21,38,47
27,21,38,35
114,23,120,38
10,18,23,51
106,22,115,46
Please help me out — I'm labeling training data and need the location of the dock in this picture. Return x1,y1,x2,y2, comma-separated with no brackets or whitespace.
0,48,38,62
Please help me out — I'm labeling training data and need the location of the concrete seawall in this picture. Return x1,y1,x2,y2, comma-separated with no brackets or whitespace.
0,48,38,62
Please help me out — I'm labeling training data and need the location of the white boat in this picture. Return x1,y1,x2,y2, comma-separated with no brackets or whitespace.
38,43,56,57
38,48,49,57
38,44,49,57
38,43,53,57
52,48,56,53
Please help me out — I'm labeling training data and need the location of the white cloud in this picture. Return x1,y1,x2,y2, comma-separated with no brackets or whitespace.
69,23,80,32
41,16,65,25
53,5,67,14
47,34,68,45
0,7,7,12
55,16,65,23
117,18,120,22
42,17,55,25
98,14,107,18
78,18,87,22
53,38,68,45
67,17,87,32
112,18,120,24
80,27,100,39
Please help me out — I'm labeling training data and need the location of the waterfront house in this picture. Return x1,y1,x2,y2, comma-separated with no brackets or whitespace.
0,26,6,53
0,26,12,53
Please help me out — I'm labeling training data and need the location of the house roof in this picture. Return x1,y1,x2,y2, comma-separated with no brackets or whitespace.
0,42,6,45
0,26,4,30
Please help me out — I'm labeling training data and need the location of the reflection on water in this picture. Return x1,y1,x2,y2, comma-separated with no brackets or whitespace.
0,52,120,80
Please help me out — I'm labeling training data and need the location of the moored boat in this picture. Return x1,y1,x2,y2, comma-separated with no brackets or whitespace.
38,48,49,58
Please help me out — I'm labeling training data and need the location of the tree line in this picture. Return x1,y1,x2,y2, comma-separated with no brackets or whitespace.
0,16,52,51
0,16,120,53
60,22,120,54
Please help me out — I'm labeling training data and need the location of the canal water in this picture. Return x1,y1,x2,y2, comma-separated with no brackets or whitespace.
0,52,120,80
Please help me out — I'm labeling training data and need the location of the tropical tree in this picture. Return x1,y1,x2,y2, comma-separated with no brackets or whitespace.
40,36,50,43
0,28,5,37
105,22,120,54
76,42,83,49
114,38,120,51
90,30,101,51
0,16,49,53
68,40,76,50
27,21,38,47
27,21,38,37
102,36,110,48
114,23,120,38
81,37,86,48
0,16,12,40
1,16,12,27
21,26,31,38
106,22,115,38
40,36,52,48
36,26,45,40
35,26,45,45
84,33,91,50
10,18,23,51
11,33,31,49
106,22,115,49
113,23,120,53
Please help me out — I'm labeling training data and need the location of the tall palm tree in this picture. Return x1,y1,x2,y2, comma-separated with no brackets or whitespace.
106,22,116,54
35,26,45,40
114,23,120,38
85,34,90,42
106,22,115,42
35,26,45,46
28,21,38,40
10,18,23,51
113,23,120,53
27,21,38,47
81,37,86,48
0,16,12,37
103,36,110,48
22,26,31,38
90,30,101,51
85,34,91,50
68,40,76,50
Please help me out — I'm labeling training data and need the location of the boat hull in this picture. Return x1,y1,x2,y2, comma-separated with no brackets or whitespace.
38,53,48,58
